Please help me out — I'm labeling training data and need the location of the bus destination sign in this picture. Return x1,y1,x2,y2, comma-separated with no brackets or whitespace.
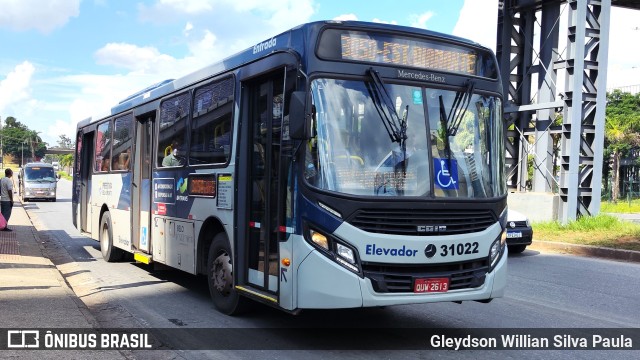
318,29,482,76
341,34,476,75
189,175,217,197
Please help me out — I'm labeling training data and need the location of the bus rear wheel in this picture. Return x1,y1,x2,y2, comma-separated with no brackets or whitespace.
207,232,250,315
100,212,124,262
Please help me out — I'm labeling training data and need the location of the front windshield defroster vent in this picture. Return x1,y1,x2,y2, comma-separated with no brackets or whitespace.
347,208,496,236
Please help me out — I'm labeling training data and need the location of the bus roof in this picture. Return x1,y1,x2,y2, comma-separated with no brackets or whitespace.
81,20,492,127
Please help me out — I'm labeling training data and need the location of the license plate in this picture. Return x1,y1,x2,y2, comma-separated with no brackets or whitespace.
507,231,522,238
414,278,449,293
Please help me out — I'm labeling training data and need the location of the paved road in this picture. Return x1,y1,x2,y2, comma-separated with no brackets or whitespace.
23,179,640,359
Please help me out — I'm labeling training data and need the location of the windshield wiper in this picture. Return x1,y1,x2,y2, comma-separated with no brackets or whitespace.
446,80,475,137
438,80,475,159
366,68,407,146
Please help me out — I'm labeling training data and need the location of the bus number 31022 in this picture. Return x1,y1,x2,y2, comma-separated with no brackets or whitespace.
440,242,479,257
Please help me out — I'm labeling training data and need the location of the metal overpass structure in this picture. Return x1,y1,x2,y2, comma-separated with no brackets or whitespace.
497,0,640,223
45,147,74,155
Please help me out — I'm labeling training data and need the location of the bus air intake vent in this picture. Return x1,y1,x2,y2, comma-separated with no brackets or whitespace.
347,208,496,236
362,259,489,293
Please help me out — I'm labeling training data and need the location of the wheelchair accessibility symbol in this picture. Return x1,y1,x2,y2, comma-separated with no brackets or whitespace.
433,158,459,190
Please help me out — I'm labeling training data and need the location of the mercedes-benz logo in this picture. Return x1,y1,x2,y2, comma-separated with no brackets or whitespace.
424,244,436,258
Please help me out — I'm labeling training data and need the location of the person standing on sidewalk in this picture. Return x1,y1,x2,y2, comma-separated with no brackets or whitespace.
1,168,14,232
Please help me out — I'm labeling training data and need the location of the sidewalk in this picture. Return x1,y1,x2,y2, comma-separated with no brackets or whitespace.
0,199,95,329
0,198,130,359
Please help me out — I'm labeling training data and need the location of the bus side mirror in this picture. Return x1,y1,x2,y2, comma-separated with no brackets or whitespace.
289,91,310,140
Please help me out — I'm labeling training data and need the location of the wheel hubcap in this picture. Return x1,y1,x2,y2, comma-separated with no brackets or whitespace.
212,252,232,296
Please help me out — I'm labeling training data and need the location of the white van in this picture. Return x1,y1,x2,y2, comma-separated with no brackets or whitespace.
18,162,59,202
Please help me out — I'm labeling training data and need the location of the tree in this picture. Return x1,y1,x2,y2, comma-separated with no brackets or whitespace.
4,116,24,129
1,116,47,163
59,153,74,173
605,90,640,201
57,134,73,149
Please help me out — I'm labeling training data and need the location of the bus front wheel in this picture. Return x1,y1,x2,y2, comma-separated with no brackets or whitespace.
100,212,124,262
207,232,250,315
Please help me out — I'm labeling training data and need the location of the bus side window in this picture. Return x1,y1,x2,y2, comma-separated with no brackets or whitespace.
113,113,133,171
190,77,234,165
158,92,190,167
95,120,112,172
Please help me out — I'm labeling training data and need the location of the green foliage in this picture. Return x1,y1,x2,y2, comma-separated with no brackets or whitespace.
60,154,74,169
57,170,72,181
604,90,640,201
527,154,535,183
4,116,23,128
605,90,640,153
57,134,73,148
1,117,47,161
534,215,615,231
533,214,640,251
601,199,640,213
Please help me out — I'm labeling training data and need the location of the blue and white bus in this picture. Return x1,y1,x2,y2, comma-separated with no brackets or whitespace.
72,21,508,315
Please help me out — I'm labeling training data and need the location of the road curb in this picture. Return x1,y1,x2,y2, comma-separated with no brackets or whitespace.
19,198,103,329
529,239,640,263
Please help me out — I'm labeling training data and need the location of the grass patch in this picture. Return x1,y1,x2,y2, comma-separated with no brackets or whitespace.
57,171,72,181
601,199,640,213
533,214,640,252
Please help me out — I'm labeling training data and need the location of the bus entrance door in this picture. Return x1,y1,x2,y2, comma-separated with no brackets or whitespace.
77,131,94,234
245,73,287,294
131,114,154,255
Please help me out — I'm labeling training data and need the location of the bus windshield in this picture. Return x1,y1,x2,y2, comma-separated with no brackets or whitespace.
24,167,56,182
305,78,506,198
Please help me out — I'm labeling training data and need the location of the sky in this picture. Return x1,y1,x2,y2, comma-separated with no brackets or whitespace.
0,0,639,148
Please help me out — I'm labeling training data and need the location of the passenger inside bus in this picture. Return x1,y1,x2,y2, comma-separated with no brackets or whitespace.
162,140,183,167
101,153,111,172
118,150,130,170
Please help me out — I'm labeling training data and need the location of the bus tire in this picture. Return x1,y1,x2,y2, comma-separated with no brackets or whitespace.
508,245,527,254
207,232,250,315
100,212,124,262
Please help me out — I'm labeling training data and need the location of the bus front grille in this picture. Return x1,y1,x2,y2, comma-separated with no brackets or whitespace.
347,208,496,236
362,259,489,293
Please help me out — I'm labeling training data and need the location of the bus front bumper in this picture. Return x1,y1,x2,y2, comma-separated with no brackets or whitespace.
296,247,507,309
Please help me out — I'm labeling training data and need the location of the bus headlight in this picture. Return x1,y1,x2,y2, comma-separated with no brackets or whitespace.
489,238,501,267
336,243,355,264
305,225,362,275
310,230,329,250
